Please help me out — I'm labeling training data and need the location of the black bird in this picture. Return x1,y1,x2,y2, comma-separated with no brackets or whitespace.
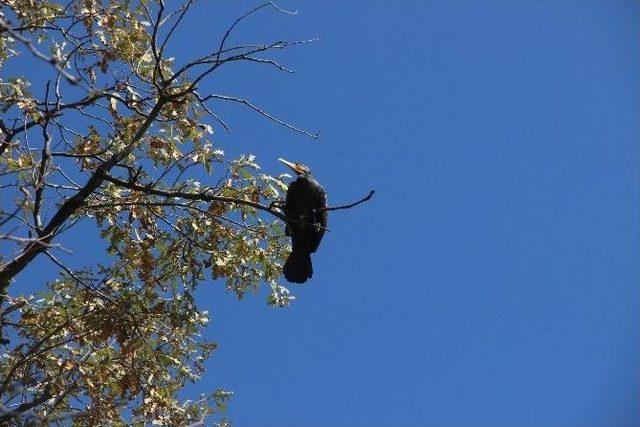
278,158,328,283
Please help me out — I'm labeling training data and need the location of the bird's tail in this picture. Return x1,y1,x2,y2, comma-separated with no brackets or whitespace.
283,251,312,283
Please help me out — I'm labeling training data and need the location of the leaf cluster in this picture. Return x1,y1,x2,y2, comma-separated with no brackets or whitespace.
0,0,314,423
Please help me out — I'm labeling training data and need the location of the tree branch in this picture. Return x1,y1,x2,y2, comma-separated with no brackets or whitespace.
0,100,166,292
98,173,286,221
201,94,318,138
213,2,297,68
33,82,53,235
322,190,375,212
0,385,53,424
0,18,80,85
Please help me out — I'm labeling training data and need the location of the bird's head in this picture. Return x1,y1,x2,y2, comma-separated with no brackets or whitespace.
278,158,311,175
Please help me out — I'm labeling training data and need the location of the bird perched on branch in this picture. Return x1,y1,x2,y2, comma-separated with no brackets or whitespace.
278,158,328,283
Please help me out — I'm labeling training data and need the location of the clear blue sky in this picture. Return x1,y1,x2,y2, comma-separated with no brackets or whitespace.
18,1,640,426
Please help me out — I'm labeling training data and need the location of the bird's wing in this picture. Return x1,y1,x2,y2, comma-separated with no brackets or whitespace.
315,185,328,235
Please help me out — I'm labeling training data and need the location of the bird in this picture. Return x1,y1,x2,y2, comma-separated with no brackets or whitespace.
278,158,328,283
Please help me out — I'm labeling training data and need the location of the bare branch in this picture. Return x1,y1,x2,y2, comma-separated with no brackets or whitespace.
33,82,53,235
0,202,25,228
322,190,376,212
243,56,293,73
193,91,231,133
214,2,298,67
158,0,197,58
201,94,318,138
150,0,167,84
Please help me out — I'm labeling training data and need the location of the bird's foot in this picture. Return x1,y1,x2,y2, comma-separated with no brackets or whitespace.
269,200,285,210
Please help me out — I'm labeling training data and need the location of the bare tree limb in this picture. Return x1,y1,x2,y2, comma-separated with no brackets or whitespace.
322,190,376,212
0,202,25,228
33,82,53,235
201,94,318,138
214,2,297,67
158,0,197,58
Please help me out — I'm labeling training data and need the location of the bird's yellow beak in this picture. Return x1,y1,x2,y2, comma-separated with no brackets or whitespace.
278,158,305,175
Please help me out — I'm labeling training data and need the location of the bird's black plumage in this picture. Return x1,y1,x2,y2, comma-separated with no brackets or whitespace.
279,159,327,283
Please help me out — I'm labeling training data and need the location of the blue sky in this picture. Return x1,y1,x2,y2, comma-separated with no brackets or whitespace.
11,1,640,426
178,2,639,426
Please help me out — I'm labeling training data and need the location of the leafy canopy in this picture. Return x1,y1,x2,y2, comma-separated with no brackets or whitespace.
0,1,316,424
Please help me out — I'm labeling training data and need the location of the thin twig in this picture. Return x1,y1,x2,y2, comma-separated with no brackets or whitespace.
201,94,318,138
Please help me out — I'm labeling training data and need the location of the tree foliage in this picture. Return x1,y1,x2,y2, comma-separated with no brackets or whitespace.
0,1,318,424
